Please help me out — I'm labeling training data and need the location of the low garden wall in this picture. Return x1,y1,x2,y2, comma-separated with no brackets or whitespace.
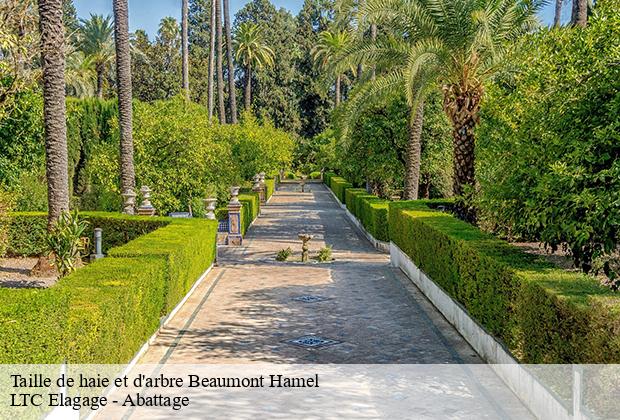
0,214,217,364
324,174,620,364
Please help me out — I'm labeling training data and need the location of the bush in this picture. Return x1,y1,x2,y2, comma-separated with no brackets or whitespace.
238,191,260,235
0,217,217,363
329,177,352,203
389,200,620,363
276,247,292,261
477,2,620,272
4,212,167,257
336,180,391,242
264,178,275,200
310,171,321,179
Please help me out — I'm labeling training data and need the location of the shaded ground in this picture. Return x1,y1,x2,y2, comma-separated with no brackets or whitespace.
0,257,57,288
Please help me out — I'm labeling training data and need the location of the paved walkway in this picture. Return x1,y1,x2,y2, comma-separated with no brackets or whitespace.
139,182,482,364
96,182,534,419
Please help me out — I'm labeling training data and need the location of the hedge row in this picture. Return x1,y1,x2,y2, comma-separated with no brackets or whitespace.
0,214,217,363
265,178,275,201
389,201,620,363
4,212,167,256
325,175,390,242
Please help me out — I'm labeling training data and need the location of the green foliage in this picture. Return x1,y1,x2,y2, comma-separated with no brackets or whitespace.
0,217,217,363
333,93,452,198
4,212,167,257
389,200,620,363
294,128,338,173
0,188,13,256
46,212,88,277
477,3,620,272
341,184,389,241
276,247,292,261
316,245,332,262
264,178,275,200
238,191,260,235
328,176,352,203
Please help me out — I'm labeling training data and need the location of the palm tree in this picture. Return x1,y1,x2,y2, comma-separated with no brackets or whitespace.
65,46,96,98
37,0,70,227
355,0,541,212
223,0,237,123
233,23,274,111
554,0,563,27
215,0,225,123
113,0,136,199
78,14,114,98
571,0,588,27
181,0,189,100
208,0,215,119
312,29,354,106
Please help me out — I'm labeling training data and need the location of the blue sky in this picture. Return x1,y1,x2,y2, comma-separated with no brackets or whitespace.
74,0,564,38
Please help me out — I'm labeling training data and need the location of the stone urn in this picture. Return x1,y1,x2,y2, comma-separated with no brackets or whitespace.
230,186,241,204
137,185,156,216
203,197,217,220
298,233,314,262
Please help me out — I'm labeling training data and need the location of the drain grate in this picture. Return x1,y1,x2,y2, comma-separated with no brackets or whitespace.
284,335,341,348
292,295,328,303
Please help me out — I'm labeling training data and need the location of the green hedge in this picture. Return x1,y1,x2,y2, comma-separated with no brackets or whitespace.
323,172,336,187
389,201,620,363
0,216,217,364
238,190,260,235
329,177,352,203
342,188,390,242
4,212,167,256
264,178,275,200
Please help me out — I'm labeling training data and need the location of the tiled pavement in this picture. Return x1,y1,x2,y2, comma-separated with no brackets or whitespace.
139,182,483,364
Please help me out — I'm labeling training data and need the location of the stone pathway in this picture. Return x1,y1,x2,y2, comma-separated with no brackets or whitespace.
139,182,482,364
96,181,534,419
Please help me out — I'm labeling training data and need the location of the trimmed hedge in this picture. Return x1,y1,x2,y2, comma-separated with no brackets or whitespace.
329,177,352,203
0,215,217,364
4,212,167,256
238,191,260,235
389,201,620,363
265,178,275,200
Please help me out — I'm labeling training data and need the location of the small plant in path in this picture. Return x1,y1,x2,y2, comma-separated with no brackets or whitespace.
47,211,89,277
317,246,333,262
276,247,292,261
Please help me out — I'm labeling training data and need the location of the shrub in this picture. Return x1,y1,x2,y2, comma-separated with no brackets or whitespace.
389,200,620,363
46,211,88,277
238,191,260,235
310,171,322,179
276,247,292,261
4,212,167,256
0,217,217,363
316,246,332,262
264,178,275,200
477,2,620,272
329,177,352,203
337,180,390,242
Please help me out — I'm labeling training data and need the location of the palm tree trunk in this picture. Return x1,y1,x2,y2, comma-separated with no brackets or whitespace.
223,0,237,123
113,0,136,195
571,0,587,27
443,84,481,222
96,62,104,98
38,0,70,228
208,0,215,119
244,62,252,111
370,23,377,80
402,102,424,200
553,0,563,27
215,0,225,123
335,74,341,106
181,0,189,100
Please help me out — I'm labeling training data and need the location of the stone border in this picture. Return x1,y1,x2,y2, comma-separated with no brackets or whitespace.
324,185,390,254
390,242,572,420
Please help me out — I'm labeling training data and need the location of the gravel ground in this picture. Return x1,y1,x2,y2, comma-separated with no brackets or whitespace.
0,257,58,288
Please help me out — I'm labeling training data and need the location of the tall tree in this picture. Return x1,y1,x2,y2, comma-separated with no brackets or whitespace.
554,0,563,27
79,14,114,98
223,0,237,123
571,0,588,27
182,0,190,99
352,0,541,216
215,0,225,123
37,0,70,227
312,29,354,107
233,22,274,111
208,0,216,118
113,0,136,198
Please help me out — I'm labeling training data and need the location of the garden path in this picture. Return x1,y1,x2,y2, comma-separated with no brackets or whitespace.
100,182,534,419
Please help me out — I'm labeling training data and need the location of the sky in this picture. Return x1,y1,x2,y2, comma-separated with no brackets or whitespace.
74,0,564,38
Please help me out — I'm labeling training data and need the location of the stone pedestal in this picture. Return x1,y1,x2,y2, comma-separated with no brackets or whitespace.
258,172,266,204
122,189,136,215
227,186,243,246
203,198,217,220
137,185,156,216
